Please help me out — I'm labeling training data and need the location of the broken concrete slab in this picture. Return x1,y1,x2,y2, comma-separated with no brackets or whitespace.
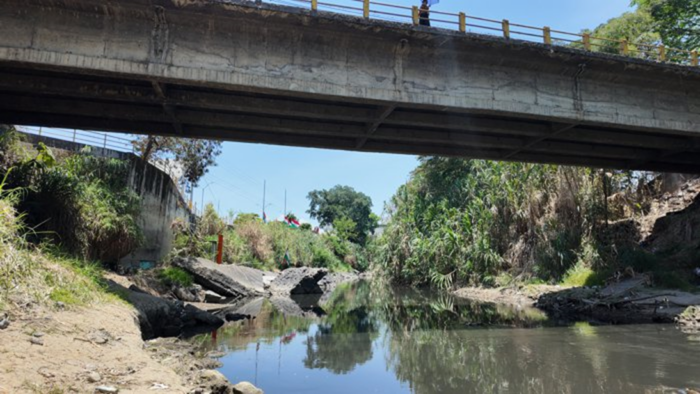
269,267,328,295
174,257,266,300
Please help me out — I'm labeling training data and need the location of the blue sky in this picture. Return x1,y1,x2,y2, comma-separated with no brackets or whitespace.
194,0,635,225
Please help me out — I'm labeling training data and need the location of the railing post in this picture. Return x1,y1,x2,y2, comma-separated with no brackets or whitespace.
311,0,317,11
363,0,369,19
693,50,699,66
216,233,223,265
502,19,510,39
103,134,107,148
543,27,551,45
459,12,465,33
412,6,419,26
659,44,666,62
72,129,77,142
38,127,42,136
583,33,591,51
620,39,629,55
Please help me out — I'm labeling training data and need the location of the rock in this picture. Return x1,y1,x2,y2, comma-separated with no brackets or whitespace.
262,273,276,289
174,284,205,302
199,370,234,394
95,386,119,393
33,331,45,338
107,280,224,340
174,257,267,299
87,371,102,383
269,267,328,295
224,313,252,322
0,313,9,330
87,329,111,345
204,290,227,304
232,381,263,394
38,367,56,378
55,301,66,309
30,336,44,346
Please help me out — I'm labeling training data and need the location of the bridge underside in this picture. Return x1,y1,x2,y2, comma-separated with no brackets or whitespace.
1,0,700,172
3,64,700,173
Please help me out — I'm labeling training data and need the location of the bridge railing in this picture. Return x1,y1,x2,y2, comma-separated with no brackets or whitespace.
270,0,698,67
18,126,136,153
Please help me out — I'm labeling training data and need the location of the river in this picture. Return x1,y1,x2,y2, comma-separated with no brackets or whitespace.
192,281,700,394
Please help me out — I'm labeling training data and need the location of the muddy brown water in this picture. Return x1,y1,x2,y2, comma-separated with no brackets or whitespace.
192,281,700,394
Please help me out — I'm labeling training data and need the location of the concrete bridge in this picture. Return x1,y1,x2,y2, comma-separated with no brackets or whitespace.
1,0,700,172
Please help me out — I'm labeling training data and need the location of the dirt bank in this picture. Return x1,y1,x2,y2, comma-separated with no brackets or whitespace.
454,277,700,326
0,275,257,394
0,303,194,393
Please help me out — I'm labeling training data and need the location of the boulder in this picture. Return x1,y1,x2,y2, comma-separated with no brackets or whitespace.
204,290,227,304
232,381,264,394
0,313,9,330
174,257,266,300
198,370,234,394
173,284,205,302
269,267,328,295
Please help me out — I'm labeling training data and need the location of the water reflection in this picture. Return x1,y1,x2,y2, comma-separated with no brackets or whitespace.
192,281,700,394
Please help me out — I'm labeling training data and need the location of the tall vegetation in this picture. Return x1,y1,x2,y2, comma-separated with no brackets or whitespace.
374,157,654,288
173,206,367,272
1,128,142,263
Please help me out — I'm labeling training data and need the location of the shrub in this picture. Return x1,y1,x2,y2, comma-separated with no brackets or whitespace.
157,267,194,287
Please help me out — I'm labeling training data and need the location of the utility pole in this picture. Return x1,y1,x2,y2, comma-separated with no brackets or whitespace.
262,180,266,218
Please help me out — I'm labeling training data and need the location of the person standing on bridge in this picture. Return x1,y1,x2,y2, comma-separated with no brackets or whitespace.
419,0,431,27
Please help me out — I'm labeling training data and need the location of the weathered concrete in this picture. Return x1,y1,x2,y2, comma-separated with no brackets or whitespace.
174,257,269,299
269,267,328,295
19,132,194,266
2,0,700,171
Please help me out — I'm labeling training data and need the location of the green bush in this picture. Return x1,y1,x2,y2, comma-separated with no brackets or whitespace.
158,267,194,287
6,149,142,263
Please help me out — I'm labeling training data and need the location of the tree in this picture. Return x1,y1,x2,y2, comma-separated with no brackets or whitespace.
575,9,660,55
633,0,700,51
307,185,378,244
133,136,222,192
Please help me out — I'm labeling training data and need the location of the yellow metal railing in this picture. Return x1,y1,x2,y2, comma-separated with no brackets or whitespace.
272,0,698,67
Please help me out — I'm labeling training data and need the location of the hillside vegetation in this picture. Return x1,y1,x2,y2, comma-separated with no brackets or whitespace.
172,204,367,272
374,157,699,289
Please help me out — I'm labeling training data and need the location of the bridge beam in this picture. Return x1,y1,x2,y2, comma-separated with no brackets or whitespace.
0,0,700,172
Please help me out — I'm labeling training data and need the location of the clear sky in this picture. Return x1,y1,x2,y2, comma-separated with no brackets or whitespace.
192,0,634,225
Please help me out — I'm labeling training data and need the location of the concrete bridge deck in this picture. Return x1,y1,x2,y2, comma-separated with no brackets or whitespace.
1,0,700,172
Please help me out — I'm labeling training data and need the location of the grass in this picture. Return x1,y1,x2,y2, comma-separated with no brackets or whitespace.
560,263,606,287
157,267,194,287
0,197,123,310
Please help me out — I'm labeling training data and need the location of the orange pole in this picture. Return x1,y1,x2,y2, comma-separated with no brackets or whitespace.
216,233,223,264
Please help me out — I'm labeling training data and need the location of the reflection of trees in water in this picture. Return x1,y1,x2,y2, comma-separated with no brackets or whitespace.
304,283,380,374
385,323,697,394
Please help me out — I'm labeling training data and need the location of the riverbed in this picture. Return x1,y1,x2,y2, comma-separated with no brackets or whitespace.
192,281,700,394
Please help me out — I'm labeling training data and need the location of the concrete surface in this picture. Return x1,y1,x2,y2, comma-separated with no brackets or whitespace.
1,0,700,172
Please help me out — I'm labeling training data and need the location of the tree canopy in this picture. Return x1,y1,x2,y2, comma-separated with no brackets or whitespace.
577,9,659,55
632,0,700,51
133,136,222,192
307,185,378,244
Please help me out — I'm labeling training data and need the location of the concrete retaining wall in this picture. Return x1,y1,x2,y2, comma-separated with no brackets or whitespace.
21,133,194,266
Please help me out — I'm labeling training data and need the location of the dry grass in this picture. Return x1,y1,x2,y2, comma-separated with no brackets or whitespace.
0,198,119,311
235,221,273,262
